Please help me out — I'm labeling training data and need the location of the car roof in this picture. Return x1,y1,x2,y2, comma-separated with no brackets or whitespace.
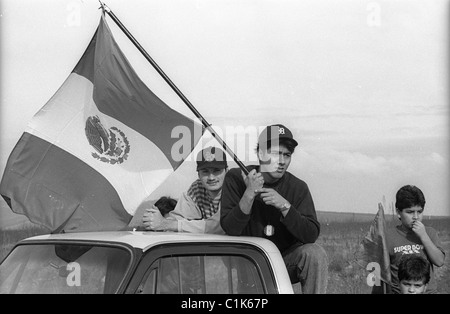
21,231,282,253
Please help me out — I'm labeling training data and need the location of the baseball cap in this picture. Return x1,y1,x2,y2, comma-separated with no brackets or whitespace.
196,146,228,171
258,124,298,148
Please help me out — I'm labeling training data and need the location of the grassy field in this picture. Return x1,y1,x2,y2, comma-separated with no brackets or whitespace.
0,223,50,262
316,217,450,294
1,216,449,294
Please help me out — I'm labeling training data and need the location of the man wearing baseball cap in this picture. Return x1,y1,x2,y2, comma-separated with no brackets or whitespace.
143,146,227,234
220,124,328,294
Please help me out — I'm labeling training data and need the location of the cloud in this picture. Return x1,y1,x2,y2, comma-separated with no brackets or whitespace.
298,148,411,177
426,152,446,166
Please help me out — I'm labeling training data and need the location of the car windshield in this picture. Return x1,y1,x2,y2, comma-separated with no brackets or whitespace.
0,243,131,294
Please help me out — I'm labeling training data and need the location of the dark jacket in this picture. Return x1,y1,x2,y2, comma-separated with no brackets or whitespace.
220,166,320,253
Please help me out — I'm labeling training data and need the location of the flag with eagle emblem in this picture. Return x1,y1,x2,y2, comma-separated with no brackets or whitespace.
0,16,203,232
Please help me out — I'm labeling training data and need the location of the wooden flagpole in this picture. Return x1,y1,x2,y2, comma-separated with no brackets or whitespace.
98,1,249,175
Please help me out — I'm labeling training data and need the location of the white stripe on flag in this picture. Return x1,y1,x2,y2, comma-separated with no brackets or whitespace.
27,73,173,215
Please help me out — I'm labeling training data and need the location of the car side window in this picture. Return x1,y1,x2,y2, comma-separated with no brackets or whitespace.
136,255,264,294
136,266,157,294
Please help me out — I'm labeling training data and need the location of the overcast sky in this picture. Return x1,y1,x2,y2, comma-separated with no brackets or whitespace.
1,0,449,217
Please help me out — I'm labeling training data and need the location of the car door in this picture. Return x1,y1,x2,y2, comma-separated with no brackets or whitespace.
124,242,279,294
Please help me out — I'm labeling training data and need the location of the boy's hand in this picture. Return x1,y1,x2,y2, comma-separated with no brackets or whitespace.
143,205,165,231
411,220,427,239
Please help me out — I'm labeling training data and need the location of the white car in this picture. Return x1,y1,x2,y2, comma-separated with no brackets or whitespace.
0,231,294,294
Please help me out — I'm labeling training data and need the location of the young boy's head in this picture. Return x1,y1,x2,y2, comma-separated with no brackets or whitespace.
398,255,430,294
154,196,177,217
395,185,426,229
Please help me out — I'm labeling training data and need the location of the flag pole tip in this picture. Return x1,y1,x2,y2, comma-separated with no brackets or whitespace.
98,1,111,13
